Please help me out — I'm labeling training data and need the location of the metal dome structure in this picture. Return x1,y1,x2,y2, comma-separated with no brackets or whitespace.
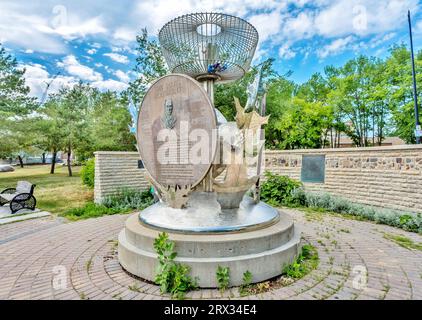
158,12,259,83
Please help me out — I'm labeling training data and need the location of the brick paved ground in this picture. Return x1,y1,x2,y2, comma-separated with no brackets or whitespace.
0,209,421,300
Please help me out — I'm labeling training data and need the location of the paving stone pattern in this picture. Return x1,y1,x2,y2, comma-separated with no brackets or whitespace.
0,210,421,300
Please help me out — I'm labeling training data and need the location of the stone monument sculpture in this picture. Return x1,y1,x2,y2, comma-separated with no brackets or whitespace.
118,12,301,287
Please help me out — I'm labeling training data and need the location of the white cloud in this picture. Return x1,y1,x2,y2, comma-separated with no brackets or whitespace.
249,10,284,44
252,47,269,64
104,52,129,64
22,63,128,98
133,0,286,36
0,2,107,53
22,62,128,98
279,44,296,59
24,49,34,54
369,32,396,48
415,20,422,34
266,0,419,62
21,63,77,98
113,28,137,42
114,70,130,83
57,55,103,81
317,36,355,58
91,79,128,92
282,11,315,40
3,0,421,84
314,0,419,38
90,42,102,49
0,3,66,54
38,16,107,40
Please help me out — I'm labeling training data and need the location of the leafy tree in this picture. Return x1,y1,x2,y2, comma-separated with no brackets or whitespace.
296,73,343,148
38,83,93,176
272,97,333,149
126,28,168,106
323,56,389,147
367,59,392,145
37,98,66,174
0,43,38,164
264,76,296,148
296,73,329,103
385,45,422,143
88,90,136,156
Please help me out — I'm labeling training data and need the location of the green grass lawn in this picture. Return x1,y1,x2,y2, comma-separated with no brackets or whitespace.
0,165,93,215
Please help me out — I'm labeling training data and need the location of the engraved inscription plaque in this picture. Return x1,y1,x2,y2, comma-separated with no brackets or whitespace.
138,160,144,169
301,155,325,183
137,74,217,187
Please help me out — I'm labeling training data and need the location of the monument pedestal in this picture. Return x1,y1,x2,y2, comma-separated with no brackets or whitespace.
118,204,301,288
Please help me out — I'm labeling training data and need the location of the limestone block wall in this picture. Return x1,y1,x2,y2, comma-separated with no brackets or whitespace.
94,151,149,203
94,145,422,213
265,145,422,214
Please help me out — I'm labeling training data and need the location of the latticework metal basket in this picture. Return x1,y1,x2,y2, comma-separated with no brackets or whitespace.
158,12,258,83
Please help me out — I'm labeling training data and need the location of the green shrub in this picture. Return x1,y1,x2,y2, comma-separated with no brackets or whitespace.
260,172,304,207
305,192,332,209
61,202,122,221
303,191,422,234
80,158,95,188
102,188,154,211
399,214,421,232
61,188,154,221
216,266,230,292
153,232,197,299
290,187,307,206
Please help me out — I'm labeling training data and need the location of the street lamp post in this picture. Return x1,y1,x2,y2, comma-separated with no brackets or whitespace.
408,10,421,144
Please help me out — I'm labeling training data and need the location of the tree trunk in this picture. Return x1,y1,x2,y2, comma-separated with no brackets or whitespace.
372,107,375,146
50,150,57,174
67,147,72,177
322,129,329,149
378,106,384,146
17,155,24,168
337,131,341,148
42,153,46,164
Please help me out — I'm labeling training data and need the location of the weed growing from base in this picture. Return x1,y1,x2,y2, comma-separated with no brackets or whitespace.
239,270,253,296
153,232,197,299
216,266,230,292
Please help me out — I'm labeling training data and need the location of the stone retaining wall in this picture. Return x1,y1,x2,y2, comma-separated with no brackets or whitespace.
265,145,422,213
94,152,149,203
94,145,422,213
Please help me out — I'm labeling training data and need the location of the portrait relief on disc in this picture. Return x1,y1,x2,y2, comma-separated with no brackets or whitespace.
137,74,217,187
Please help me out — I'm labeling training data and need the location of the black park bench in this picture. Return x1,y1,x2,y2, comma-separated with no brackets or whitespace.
0,181,37,214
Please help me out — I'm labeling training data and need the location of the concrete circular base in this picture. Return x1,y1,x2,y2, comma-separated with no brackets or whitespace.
118,209,301,288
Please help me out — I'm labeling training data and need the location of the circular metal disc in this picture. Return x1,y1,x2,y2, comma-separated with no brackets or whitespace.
137,74,217,187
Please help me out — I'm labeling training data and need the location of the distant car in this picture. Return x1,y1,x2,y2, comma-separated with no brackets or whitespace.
0,165,14,172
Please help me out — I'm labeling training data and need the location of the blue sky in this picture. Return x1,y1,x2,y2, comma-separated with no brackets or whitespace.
0,0,421,99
